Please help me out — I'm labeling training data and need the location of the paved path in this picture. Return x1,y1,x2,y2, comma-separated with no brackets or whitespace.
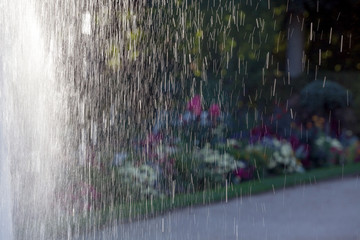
77,177,360,240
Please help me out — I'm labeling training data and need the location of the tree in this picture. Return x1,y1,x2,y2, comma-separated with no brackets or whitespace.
286,0,360,75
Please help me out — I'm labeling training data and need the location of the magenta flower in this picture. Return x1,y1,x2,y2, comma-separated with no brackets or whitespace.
233,166,254,181
209,103,221,119
187,95,202,117
289,136,300,149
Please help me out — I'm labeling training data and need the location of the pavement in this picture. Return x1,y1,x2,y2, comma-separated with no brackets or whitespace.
76,177,360,240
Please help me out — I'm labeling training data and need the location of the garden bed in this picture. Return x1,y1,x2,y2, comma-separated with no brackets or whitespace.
58,93,360,238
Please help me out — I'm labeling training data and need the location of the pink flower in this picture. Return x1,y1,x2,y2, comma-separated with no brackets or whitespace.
209,103,221,119
187,95,202,117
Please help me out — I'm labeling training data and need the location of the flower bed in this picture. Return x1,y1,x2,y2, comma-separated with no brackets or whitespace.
57,95,360,217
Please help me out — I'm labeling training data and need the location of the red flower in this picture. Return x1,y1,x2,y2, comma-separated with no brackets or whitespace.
187,95,202,117
209,103,221,119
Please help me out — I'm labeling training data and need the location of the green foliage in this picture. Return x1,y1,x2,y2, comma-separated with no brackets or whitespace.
314,71,360,134
300,80,350,115
345,140,360,163
224,140,268,171
303,0,360,71
173,151,204,192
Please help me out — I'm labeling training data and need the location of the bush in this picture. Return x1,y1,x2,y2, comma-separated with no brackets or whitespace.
300,80,350,117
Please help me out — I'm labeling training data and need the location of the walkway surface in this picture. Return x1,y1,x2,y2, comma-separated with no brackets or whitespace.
78,177,360,240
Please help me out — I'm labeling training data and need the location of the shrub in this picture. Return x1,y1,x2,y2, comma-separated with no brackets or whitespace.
300,80,350,118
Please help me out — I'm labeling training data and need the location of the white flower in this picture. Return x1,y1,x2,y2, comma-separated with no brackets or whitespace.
268,159,277,169
195,143,217,159
316,136,343,151
273,139,281,148
204,154,218,163
280,144,293,157
217,160,229,168
315,136,326,146
227,139,238,147
113,152,128,166
273,151,281,161
283,156,290,165
235,160,246,169
330,139,343,150
139,165,157,183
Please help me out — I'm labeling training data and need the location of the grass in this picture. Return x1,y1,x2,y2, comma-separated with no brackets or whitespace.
74,162,360,233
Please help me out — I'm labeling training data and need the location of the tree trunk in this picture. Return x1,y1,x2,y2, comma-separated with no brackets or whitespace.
287,13,304,78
